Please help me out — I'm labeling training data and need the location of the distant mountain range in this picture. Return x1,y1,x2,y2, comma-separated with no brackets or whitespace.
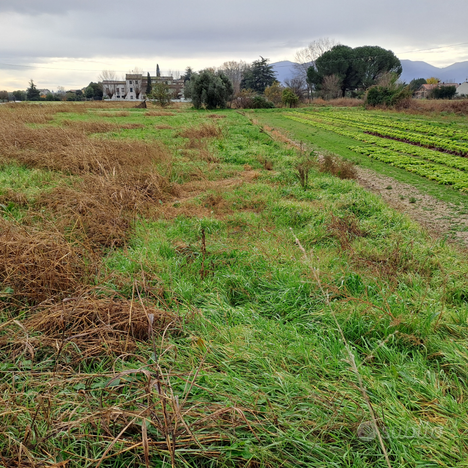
271,60,468,85
399,60,468,84
271,61,298,83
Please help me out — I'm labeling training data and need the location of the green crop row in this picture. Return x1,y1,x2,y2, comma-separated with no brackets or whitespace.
290,111,468,155
284,113,468,172
360,126,468,156
284,113,468,191
350,146,468,191
302,109,468,141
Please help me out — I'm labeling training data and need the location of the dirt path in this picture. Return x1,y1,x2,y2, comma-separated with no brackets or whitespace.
355,167,468,248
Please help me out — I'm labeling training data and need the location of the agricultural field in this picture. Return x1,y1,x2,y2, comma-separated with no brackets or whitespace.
257,107,468,245
284,108,468,190
257,107,468,196
1,102,468,467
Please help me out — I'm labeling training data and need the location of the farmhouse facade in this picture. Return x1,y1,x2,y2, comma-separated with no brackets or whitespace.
102,73,184,101
414,81,468,99
456,81,468,97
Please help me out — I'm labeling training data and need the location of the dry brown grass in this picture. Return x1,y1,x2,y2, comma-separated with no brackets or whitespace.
176,123,223,162
36,170,180,248
178,122,223,140
3,102,87,121
0,104,181,248
400,98,468,116
145,111,175,117
155,124,173,130
0,219,90,304
13,293,180,362
328,214,367,250
0,120,168,175
59,118,118,132
107,111,131,117
260,158,274,171
312,97,364,107
95,111,133,118
352,240,437,282
0,189,29,206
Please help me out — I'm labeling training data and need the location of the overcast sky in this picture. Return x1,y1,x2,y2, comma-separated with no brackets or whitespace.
1,0,467,92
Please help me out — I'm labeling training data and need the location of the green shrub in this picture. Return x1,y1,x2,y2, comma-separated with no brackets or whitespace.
190,70,233,109
251,95,275,109
282,88,299,108
430,86,457,100
365,84,412,107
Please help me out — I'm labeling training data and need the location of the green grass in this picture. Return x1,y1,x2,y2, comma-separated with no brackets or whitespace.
1,104,468,467
0,163,61,197
0,162,66,220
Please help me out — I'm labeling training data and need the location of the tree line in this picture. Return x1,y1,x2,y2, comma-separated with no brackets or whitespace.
183,43,404,109
1,80,103,102
2,41,461,106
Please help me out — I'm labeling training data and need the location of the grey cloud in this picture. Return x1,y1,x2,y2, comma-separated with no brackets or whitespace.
1,0,467,91
0,0,104,15
3,0,468,59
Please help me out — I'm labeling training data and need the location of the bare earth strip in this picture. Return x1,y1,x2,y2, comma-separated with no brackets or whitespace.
355,167,468,248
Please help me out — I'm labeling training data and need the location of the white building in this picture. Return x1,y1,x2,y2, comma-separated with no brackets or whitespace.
102,73,184,101
456,81,468,97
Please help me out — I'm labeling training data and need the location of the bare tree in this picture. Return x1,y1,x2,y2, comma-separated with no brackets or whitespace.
55,86,66,100
167,70,181,80
321,74,342,100
284,76,307,101
99,70,119,99
134,78,142,99
128,66,143,74
99,70,119,82
293,38,338,98
218,60,248,94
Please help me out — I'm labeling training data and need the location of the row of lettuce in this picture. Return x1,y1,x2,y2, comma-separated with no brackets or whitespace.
306,109,468,142
285,111,468,192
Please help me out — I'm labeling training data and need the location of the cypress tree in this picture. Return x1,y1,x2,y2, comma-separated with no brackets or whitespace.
156,64,161,77
146,72,152,95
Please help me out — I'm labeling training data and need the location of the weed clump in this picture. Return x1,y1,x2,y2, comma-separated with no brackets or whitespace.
19,294,180,362
328,214,367,249
207,114,226,119
296,159,314,188
318,155,357,180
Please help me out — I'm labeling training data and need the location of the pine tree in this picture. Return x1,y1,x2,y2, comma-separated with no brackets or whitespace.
240,57,277,94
